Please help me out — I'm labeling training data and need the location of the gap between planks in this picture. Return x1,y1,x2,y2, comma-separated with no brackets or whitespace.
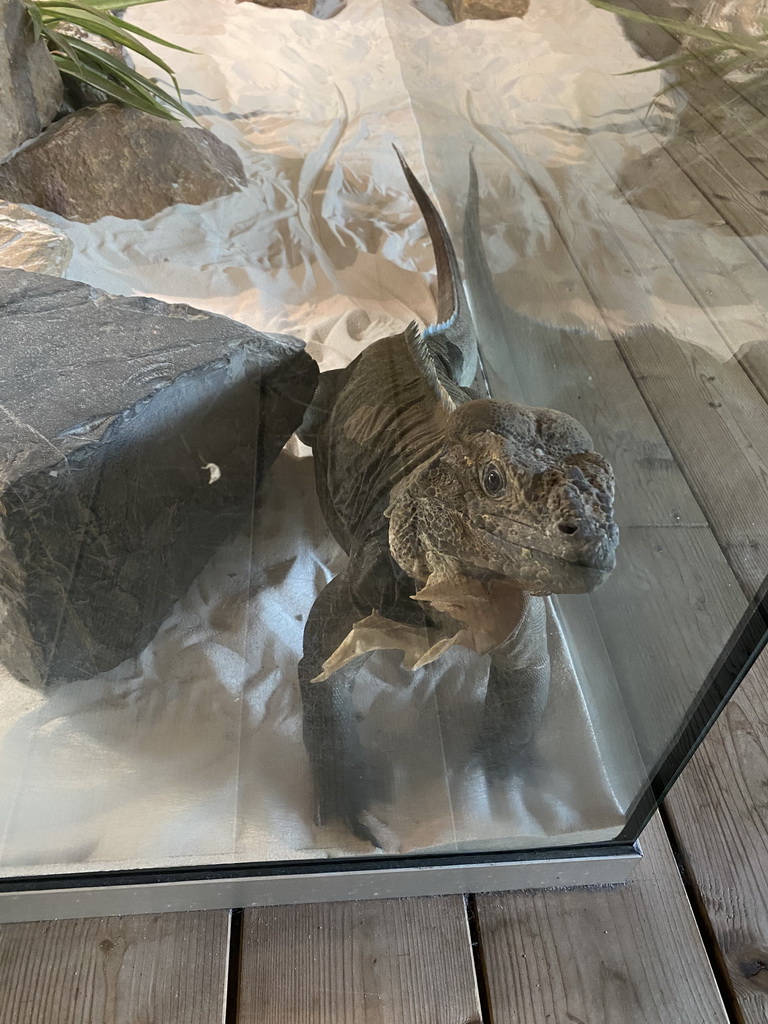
664,646,768,1024
233,815,729,1024
474,814,730,1024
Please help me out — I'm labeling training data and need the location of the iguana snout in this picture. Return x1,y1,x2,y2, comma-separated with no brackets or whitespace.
387,398,618,596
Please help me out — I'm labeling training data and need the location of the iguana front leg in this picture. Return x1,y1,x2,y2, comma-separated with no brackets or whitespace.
299,542,428,846
478,595,550,779
299,568,379,846
412,555,551,776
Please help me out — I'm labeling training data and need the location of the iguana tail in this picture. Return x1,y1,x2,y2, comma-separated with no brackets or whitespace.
394,147,478,389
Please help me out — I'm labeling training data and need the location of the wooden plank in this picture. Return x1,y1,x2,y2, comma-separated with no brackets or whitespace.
664,647,768,1024
581,66,768,372
472,120,768,597
587,523,745,765
467,196,749,764
689,74,768,162
0,910,229,1024
475,814,729,1024
238,896,481,1024
654,102,768,247
612,1,768,248
477,56,768,412
477,307,710,530
626,0,768,127
623,0,768,183
614,325,768,594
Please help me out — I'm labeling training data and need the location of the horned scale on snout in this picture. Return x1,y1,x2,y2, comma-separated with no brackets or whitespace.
297,147,619,846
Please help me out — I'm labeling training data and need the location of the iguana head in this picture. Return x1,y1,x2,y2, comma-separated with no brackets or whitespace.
388,397,618,596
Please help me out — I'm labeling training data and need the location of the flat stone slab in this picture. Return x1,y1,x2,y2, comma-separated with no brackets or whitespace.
0,269,319,687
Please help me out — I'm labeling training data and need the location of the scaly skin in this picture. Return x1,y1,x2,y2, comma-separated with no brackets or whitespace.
297,151,619,845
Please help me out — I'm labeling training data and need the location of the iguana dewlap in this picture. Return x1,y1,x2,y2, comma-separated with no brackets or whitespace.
296,149,619,844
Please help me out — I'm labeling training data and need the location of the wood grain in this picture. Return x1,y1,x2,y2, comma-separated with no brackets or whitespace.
627,0,768,128
583,74,768,360
665,648,768,1024
470,194,750,766
237,896,481,1024
657,102,768,246
0,910,229,1024
614,325,768,595
622,0,768,196
476,108,768,592
479,308,710,530
475,814,729,1024
587,523,745,765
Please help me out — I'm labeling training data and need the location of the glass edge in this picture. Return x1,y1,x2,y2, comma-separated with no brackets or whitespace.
616,579,768,841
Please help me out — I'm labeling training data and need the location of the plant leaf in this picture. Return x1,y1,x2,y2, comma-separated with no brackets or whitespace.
35,2,195,53
43,25,84,66
25,1,44,40
617,46,725,76
67,36,194,118
54,53,178,118
29,0,196,120
71,0,170,9
588,0,768,55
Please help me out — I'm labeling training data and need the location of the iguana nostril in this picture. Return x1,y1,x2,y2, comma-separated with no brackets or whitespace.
558,522,579,535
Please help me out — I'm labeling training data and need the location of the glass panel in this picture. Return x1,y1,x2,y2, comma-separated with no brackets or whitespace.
1,0,766,881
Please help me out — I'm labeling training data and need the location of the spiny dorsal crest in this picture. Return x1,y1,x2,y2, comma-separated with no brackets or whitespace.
403,320,456,414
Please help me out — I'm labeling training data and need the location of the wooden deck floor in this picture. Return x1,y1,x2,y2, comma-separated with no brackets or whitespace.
2,650,767,1022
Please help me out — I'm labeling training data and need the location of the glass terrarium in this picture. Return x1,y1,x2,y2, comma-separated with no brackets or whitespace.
1,0,766,921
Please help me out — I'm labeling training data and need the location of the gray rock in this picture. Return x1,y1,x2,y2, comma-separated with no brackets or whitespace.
0,103,247,222
0,202,73,275
446,0,528,18
57,20,134,111
0,0,63,161
0,269,319,688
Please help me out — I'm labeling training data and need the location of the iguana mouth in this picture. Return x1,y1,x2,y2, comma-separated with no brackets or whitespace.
471,530,617,594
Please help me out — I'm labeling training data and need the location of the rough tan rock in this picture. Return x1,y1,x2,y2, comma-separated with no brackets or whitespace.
0,0,63,160
0,103,247,222
446,0,528,19
0,202,73,276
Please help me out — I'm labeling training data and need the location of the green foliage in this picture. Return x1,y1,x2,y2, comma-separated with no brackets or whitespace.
588,0,768,83
25,0,195,121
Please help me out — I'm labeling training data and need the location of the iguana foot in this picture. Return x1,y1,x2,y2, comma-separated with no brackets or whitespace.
476,727,535,783
313,759,382,848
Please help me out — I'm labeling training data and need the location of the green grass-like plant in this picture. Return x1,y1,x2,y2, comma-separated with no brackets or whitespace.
25,0,195,121
588,0,768,84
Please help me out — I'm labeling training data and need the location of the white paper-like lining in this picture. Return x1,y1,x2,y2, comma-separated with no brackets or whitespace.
2,0,729,872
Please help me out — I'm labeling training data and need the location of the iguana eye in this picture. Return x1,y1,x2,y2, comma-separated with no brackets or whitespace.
482,463,506,496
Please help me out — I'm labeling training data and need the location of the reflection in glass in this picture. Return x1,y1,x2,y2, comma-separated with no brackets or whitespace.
1,0,766,882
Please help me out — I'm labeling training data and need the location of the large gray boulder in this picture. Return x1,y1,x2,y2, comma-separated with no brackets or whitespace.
0,269,319,688
0,104,247,222
0,0,62,160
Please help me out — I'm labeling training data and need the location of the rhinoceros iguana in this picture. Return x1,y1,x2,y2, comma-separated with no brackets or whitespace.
297,150,619,845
